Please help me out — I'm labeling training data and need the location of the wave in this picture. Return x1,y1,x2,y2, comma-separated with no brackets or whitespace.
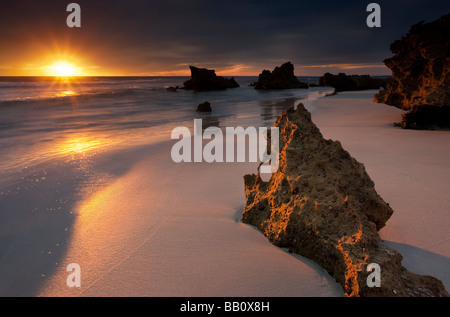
0,76,189,102
0,76,187,86
0,86,169,104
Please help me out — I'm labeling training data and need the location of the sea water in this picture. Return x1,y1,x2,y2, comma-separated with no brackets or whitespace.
0,76,337,296
0,76,332,191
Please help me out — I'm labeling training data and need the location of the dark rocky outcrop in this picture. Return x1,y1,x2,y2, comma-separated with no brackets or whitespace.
318,73,387,92
242,104,449,297
374,13,450,129
196,101,212,112
254,62,308,90
183,66,239,91
394,106,450,130
167,86,180,92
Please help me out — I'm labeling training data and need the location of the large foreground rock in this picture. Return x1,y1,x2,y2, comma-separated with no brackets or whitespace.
319,73,387,92
242,104,448,297
183,66,239,91
254,62,308,90
374,13,450,129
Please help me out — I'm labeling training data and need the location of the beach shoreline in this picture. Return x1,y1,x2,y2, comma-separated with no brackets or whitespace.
1,89,448,297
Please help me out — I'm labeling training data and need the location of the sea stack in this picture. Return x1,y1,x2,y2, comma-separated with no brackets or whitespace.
374,13,450,129
254,62,308,90
242,104,449,297
318,73,387,92
183,66,239,91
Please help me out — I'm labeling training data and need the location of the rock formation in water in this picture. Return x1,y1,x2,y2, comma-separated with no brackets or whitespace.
254,62,308,90
196,101,212,112
242,104,449,297
318,73,387,92
183,66,239,91
374,13,450,129
167,86,180,92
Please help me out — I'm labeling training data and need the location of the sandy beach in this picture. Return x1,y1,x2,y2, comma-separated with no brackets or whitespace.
1,89,447,297
0,81,338,297
33,96,345,297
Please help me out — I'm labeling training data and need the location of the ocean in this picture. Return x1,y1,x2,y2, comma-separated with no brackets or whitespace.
0,76,332,191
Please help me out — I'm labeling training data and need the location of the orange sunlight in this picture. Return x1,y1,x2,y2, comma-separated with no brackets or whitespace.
43,60,84,77
59,136,103,155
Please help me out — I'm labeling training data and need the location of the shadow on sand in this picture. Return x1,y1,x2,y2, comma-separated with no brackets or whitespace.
0,143,163,296
385,240,450,292
233,205,345,296
233,206,449,296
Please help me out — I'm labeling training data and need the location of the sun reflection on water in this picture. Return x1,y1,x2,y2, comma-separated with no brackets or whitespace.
56,90,77,97
58,136,104,156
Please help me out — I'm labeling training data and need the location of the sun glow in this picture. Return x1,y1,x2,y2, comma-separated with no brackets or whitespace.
63,137,102,154
44,61,83,77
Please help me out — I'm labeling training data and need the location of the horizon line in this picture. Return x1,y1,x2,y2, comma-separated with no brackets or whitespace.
0,73,393,78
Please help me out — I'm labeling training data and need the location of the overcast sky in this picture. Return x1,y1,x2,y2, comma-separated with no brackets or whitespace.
1,0,449,76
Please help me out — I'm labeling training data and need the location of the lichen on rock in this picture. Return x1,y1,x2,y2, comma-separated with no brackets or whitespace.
242,104,449,297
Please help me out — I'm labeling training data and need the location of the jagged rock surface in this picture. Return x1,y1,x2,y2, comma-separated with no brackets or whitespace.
319,73,387,92
374,13,450,129
183,66,239,91
242,104,449,297
254,62,308,90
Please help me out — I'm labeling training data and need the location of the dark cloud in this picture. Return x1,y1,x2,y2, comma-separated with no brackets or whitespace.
1,0,449,75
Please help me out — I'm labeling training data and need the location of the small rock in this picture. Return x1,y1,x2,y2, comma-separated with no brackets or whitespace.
166,86,179,92
196,101,212,112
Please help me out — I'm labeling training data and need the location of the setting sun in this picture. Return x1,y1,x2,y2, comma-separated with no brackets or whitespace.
44,61,83,76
